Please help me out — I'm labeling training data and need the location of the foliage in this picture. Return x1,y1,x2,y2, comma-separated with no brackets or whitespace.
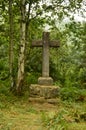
0,82,86,130
0,0,86,94
41,110,68,130
25,72,39,86
41,102,86,130
60,87,86,101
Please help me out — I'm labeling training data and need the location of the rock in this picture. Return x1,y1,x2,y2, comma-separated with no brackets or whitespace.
29,84,60,99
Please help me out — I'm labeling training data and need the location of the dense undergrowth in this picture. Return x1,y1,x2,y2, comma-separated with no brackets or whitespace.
0,81,86,130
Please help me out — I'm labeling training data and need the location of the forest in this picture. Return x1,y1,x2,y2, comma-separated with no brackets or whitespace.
0,0,86,129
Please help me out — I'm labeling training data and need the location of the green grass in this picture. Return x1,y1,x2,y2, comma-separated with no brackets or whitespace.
0,98,41,130
0,83,86,130
41,101,86,130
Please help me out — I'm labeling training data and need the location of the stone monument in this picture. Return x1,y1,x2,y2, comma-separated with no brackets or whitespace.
29,32,60,103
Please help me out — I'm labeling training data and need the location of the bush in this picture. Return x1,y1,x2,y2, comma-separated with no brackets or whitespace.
60,87,86,101
25,72,40,86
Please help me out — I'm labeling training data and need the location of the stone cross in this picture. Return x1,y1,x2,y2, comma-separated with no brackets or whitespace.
32,32,60,85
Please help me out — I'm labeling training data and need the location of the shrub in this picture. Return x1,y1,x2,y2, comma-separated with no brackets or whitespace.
60,87,86,101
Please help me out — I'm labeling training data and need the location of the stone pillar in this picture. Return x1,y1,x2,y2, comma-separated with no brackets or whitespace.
38,32,53,85
42,32,49,77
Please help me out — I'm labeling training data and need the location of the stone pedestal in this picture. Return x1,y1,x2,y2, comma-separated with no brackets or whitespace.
29,84,60,99
31,32,60,104
38,77,53,85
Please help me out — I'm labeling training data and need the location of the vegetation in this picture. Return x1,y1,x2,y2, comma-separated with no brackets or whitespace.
0,84,86,130
0,0,86,129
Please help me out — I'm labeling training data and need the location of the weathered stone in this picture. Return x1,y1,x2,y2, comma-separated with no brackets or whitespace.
38,77,53,85
29,84,60,99
30,32,60,104
29,97,60,105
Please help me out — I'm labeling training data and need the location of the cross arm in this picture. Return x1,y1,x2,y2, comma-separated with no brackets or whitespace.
32,40,42,47
32,40,60,47
50,40,60,47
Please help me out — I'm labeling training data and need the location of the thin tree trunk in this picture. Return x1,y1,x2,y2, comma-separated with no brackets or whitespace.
9,0,14,90
16,0,26,94
25,2,31,61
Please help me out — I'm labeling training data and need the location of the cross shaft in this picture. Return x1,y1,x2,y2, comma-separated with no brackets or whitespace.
32,32,60,85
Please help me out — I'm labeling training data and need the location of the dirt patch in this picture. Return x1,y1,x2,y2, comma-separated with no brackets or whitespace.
28,101,60,112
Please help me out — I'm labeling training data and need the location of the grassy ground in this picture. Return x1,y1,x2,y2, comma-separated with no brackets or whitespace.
0,92,86,130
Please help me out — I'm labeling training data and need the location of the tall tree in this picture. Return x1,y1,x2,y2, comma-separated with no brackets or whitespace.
9,0,14,89
16,0,26,94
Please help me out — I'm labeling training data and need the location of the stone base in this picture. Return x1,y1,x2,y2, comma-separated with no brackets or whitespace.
38,77,53,85
29,97,60,105
29,84,60,99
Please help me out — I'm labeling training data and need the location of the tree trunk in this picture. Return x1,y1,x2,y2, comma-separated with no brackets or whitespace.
16,0,26,94
9,0,14,90
25,2,31,63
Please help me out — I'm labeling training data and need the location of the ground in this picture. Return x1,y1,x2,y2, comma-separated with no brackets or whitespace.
0,93,86,130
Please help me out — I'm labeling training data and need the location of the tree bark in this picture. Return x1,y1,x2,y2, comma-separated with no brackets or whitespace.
16,0,26,94
9,0,14,90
